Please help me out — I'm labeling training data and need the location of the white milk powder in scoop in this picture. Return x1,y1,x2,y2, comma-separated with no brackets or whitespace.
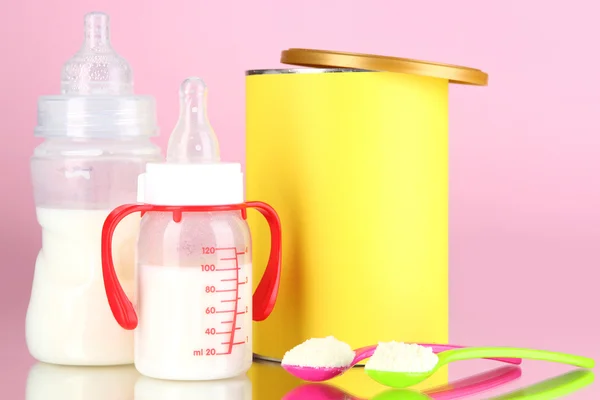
282,336,356,368
365,341,439,373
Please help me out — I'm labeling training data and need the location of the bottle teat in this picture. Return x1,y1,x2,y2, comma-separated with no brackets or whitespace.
166,77,221,163
60,12,133,95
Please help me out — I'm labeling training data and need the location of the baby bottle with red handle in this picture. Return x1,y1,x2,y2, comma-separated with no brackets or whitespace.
101,77,282,380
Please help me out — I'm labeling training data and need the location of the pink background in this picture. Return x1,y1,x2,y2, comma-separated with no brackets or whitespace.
1,0,599,396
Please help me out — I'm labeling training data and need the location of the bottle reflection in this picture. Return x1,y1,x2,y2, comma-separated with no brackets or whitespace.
283,365,521,400
134,374,252,400
26,362,252,400
26,362,140,400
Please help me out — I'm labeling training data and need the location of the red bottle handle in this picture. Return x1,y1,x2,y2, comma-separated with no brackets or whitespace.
101,204,153,330
245,201,282,321
101,202,282,330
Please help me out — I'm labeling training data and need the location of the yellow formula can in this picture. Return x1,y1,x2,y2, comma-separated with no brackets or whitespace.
246,50,487,391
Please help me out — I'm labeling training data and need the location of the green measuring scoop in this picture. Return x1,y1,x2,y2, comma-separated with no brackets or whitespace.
366,347,594,389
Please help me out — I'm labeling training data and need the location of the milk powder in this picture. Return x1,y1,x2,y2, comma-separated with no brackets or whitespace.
281,336,356,368
26,208,139,365
365,341,439,373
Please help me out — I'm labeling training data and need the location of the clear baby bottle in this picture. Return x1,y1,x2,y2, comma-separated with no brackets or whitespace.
101,77,282,381
26,12,162,366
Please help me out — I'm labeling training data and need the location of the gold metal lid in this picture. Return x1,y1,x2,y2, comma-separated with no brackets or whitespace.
280,48,488,86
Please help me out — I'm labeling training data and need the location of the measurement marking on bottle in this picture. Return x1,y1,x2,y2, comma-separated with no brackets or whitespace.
221,297,241,303
216,328,241,334
193,348,218,356
228,248,241,353
202,246,247,356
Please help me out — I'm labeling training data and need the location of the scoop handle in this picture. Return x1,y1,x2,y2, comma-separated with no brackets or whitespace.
352,343,521,365
438,347,595,369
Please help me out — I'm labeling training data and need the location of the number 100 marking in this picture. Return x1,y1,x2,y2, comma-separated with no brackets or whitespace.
202,264,216,272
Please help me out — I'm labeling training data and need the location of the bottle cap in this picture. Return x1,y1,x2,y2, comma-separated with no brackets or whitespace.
137,162,244,205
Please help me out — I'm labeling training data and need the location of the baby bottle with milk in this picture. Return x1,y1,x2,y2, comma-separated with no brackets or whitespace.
26,12,162,366
101,77,282,381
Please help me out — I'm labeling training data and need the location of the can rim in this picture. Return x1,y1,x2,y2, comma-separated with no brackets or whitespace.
245,68,370,75
279,48,488,85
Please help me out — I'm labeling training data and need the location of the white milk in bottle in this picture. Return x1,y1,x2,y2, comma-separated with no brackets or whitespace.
26,12,162,365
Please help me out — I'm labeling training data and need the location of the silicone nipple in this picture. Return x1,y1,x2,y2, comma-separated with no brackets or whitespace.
60,12,133,95
166,77,221,163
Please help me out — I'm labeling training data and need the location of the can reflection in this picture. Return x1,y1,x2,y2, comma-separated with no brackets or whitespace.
248,359,302,399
